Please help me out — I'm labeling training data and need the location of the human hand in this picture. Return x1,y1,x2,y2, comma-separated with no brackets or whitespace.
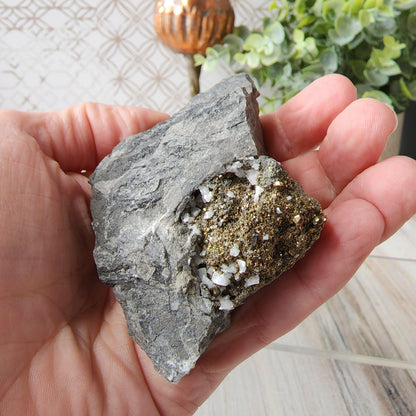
1,75,415,415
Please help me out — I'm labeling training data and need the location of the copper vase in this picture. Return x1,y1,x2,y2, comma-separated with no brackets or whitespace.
154,0,235,55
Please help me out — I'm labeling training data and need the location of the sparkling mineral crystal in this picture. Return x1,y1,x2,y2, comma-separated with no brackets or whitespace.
186,156,325,311
90,74,325,383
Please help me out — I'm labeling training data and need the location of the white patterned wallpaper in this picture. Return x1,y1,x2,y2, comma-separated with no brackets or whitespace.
0,0,271,114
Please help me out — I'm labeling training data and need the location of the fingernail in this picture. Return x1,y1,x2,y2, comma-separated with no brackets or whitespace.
386,106,399,136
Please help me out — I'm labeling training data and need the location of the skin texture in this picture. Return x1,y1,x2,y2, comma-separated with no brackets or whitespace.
1,74,416,415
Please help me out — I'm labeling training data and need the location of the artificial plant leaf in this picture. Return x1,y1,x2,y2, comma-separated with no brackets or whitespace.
297,15,316,28
246,50,261,68
363,0,377,8
193,0,415,114
312,20,332,35
400,77,413,98
408,80,416,99
328,28,354,45
334,15,362,38
234,52,247,65
347,0,365,15
264,37,276,55
261,52,280,66
399,78,416,99
364,67,389,86
264,21,285,45
394,0,416,10
379,61,402,76
234,25,251,40
367,17,397,37
269,0,278,11
205,46,219,58
244,33,264,51
194,54,205,67
322,0,344,22
383,35,406,60
202,58,219,72
224,34,245,52
305,37,319,56
362,89,393,106
293,28,305,43
302,63,325,78
358,9,374,27
348,31,365,49
320,48,338,72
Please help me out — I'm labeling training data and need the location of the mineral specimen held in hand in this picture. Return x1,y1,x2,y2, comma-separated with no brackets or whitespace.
186,156,325,311
90,74,325,383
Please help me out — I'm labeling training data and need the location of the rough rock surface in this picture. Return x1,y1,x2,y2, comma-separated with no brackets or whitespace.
185,156,325,311
90,74,325,383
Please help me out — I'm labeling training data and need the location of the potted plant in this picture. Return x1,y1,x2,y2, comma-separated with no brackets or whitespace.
194,0,416,116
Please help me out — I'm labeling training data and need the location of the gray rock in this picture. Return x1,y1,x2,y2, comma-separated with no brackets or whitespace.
90,74,326,383
90,74,266,382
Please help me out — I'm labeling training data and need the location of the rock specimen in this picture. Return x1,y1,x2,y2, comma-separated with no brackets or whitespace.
185,156,325,311
90,74,326,383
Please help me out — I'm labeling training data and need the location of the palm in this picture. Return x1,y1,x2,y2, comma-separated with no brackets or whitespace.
0,106,166,415
1,76,415,416
0,113,129,413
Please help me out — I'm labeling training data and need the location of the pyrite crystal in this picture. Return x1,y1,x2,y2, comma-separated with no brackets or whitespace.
90,74,326,383
185,156,325,310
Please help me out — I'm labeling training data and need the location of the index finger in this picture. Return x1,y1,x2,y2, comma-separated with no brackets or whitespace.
0,103,168,174
261,74,357,161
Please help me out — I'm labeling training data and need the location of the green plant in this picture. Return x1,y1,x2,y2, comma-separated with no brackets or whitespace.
194,0,416,113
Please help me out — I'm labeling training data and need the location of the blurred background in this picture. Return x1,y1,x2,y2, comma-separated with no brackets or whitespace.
0,0,270,113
